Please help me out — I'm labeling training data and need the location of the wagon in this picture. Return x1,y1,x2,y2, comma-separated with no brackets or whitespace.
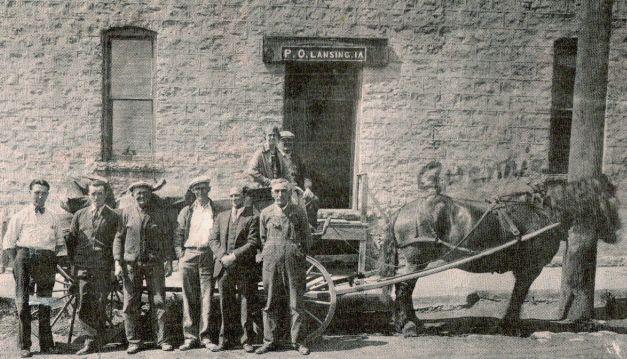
39,179,561,346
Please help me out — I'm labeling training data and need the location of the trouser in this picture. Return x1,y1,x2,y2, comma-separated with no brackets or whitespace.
13,247,56,350
217,268,258,346
76,266,110,344
179,249,214,343
122,262,168,345
261,247,307,346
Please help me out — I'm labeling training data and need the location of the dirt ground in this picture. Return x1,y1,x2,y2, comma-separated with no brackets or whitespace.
0,295,625,359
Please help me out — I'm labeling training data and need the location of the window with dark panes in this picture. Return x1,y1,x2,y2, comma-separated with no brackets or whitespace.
102,27,155,161
548,38,577,174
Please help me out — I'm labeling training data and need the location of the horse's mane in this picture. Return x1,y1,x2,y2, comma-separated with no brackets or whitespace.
543,174,621,244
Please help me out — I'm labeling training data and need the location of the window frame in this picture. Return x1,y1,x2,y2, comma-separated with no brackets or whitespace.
101,26,156,161
548,37,577,174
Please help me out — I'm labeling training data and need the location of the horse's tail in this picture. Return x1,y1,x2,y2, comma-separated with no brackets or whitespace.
378,214,398,278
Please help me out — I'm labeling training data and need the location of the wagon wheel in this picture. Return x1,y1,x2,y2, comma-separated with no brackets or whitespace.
302,256,337,344
32,264,124,345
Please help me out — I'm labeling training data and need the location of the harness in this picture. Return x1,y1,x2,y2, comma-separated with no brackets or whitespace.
401,196,523,256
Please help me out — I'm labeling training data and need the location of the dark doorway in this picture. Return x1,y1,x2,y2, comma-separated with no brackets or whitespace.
283,63,360,209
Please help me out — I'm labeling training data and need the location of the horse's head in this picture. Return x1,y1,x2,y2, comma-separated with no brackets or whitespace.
542,174,621,243
58,176,116,214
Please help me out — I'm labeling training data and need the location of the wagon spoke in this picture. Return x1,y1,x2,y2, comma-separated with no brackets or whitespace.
306,264,316,276
51,296,74,327
303,298,331,306
303,308,324,325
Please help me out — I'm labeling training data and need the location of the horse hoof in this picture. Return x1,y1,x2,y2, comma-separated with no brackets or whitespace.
402,321,419,337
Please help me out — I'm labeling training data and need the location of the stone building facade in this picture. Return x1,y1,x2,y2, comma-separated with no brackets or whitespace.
0,1,625,252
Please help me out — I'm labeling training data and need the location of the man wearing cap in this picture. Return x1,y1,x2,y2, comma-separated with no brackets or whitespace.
113,181,176,354
246,125,286,187
3,179,64,358
256,178,311,355
278,130,319,229
174,176,219,351
208,186,260,353
66,179,118,355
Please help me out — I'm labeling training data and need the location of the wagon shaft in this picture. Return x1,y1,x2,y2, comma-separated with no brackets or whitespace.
336,222,561,296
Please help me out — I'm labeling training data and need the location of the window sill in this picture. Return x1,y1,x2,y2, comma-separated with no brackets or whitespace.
92,160,164,174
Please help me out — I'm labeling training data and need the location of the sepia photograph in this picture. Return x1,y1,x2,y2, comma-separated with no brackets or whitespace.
0,0,625,357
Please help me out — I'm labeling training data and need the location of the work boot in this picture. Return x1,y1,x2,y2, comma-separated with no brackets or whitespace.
255,343,275,354
160,343,174,351
243,344,255,353
178,340,198,351
76,339,98,355
20,350,31,358
297,344,310,355
126,344,141,355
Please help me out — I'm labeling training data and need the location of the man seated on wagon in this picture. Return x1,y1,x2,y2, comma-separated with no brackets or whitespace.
246,125,286,188
278,130,319,229
66,179,119,355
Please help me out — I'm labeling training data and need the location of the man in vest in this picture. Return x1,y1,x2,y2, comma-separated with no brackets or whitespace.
208,186,260,353
113,181,175,354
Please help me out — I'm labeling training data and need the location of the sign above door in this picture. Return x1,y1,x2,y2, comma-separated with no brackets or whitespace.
282,46,367,62
263,36,387,66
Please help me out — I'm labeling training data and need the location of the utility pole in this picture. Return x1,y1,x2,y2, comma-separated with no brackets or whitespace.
558,0,613,320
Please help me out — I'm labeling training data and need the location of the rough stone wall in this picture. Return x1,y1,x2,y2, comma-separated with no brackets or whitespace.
0,1,625,243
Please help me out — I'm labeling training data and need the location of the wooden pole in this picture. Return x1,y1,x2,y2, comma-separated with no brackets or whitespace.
558,0,613,321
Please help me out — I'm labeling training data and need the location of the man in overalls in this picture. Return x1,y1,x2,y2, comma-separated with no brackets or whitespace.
255,178,311,355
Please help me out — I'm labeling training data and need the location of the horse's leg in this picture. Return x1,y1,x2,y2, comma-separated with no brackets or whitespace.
502,265,543,333
393,278,420,337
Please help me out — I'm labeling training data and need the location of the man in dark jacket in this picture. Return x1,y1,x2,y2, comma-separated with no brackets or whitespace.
208,186,260,353
66,180,118,355
174,176,219,351
113,181,175,354
255,179,311,356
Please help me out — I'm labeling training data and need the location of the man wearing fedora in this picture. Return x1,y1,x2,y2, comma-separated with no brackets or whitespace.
208,186,260,353
113,181,175,354
174,176,219,351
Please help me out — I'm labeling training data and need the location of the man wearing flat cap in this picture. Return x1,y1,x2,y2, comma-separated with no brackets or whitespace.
113,181,176,354
256,178,312,355
208,186,260,353
174,176,219,351
246,125,287,187
279,130,319,229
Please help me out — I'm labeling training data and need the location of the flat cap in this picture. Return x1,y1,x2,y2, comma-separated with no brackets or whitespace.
270,178,291,190
188,176,211,190
128,181,156,192
279,130,295,139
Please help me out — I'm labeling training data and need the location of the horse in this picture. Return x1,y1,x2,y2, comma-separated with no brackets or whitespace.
379,161,621,337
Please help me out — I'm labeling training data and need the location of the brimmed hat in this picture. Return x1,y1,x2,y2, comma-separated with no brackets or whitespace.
279,130,295,140
188,176,211,190
128,181,156,192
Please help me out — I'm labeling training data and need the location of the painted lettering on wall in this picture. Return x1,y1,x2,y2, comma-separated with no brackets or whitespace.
282,46,367,62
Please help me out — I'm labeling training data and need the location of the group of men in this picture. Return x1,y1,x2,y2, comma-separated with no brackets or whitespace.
1,125,317,358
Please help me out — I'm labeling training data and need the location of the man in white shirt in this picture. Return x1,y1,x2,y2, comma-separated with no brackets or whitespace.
3,179,64,358
174,176,218,350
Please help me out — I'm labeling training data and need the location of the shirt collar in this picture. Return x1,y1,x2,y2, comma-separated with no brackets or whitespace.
194,199,212,210
32,203,45,214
